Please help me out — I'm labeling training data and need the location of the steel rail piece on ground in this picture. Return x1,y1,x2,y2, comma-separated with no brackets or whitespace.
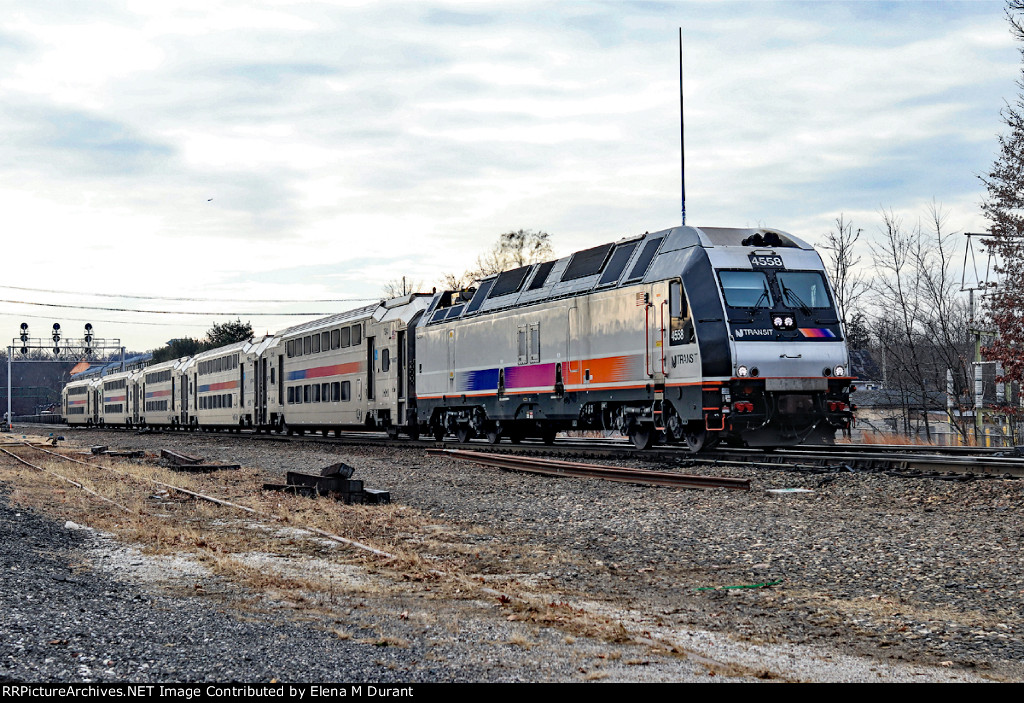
428,448,750,490
0,445,133,513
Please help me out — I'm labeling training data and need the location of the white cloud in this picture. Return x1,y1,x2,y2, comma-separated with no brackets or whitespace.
0,1,1017,350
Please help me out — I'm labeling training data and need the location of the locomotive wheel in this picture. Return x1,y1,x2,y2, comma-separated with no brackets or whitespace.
684,427,719,453
541,427,557,445
630,425,657,450
386,426,399,440
456,426,473,443
433,426,446,441
485,429,501,444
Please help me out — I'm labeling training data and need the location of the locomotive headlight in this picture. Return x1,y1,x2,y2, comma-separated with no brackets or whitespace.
784,316,794,327
737,365,749,377
834,365,846,377
773,316,783,327
823,367,832,377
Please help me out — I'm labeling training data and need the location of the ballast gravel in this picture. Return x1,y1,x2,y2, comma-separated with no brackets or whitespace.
2,427,1020,683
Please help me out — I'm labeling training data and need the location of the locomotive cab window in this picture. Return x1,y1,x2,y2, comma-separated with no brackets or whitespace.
669,281,694,345
776,272,832,309
718,271,774,308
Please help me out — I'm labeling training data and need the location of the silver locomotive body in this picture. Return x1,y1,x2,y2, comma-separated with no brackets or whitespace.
415,225,853,449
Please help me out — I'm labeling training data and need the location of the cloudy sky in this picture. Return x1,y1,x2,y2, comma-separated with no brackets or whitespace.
1,0,1018,352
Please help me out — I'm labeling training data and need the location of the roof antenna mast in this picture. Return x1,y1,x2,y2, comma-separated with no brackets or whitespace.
679,27,686,226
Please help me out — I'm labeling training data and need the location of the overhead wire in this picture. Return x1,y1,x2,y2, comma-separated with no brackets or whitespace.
0,284,377,305
1,311,211,328
0,298,361,317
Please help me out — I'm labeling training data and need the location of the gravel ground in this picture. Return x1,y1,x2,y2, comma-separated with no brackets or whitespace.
3,425,1020,682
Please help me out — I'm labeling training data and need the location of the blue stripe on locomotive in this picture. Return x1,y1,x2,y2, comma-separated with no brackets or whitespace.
457,368,500,393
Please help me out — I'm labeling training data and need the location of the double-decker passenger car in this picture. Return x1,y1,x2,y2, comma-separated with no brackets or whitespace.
180,341,255,430
257,294,432,436
62,377,98,426
98,369,135,428
135,357,188,429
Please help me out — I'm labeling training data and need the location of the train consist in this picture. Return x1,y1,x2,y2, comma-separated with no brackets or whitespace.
62,226,854,450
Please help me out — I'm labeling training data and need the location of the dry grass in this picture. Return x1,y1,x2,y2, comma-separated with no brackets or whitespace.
788,588,1012,631
506,633,534,649
0,434,670,657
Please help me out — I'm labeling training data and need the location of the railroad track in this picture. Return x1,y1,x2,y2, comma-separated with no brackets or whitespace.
18,422,1024,479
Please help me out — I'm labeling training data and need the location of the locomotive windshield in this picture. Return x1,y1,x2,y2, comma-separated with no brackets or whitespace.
776,272,832,309
718,271,774,308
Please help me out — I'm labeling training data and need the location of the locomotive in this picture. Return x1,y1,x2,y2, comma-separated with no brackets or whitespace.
62,225,854,450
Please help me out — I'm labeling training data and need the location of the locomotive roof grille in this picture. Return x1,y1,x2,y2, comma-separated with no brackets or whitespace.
561,242,615,281
598,240,641,286
465,279,495,313
488,265,532,298
625,236,664,280
527,260,556,291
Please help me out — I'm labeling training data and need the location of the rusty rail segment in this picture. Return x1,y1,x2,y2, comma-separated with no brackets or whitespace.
0,446,133,513
427,448,750,490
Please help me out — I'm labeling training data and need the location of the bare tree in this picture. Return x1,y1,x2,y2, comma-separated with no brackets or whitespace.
866,206,975,443
473,229,554,276
381,277,423,298
819,214,869,329
443,229,555,290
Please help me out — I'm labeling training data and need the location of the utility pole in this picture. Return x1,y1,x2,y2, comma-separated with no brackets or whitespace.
962,232,994,446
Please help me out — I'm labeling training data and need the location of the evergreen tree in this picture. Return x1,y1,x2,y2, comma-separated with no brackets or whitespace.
980,1,1024,386
148,319,253,362
205,318,254,349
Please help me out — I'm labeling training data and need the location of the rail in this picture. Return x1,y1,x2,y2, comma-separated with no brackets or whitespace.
427,448,750,490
